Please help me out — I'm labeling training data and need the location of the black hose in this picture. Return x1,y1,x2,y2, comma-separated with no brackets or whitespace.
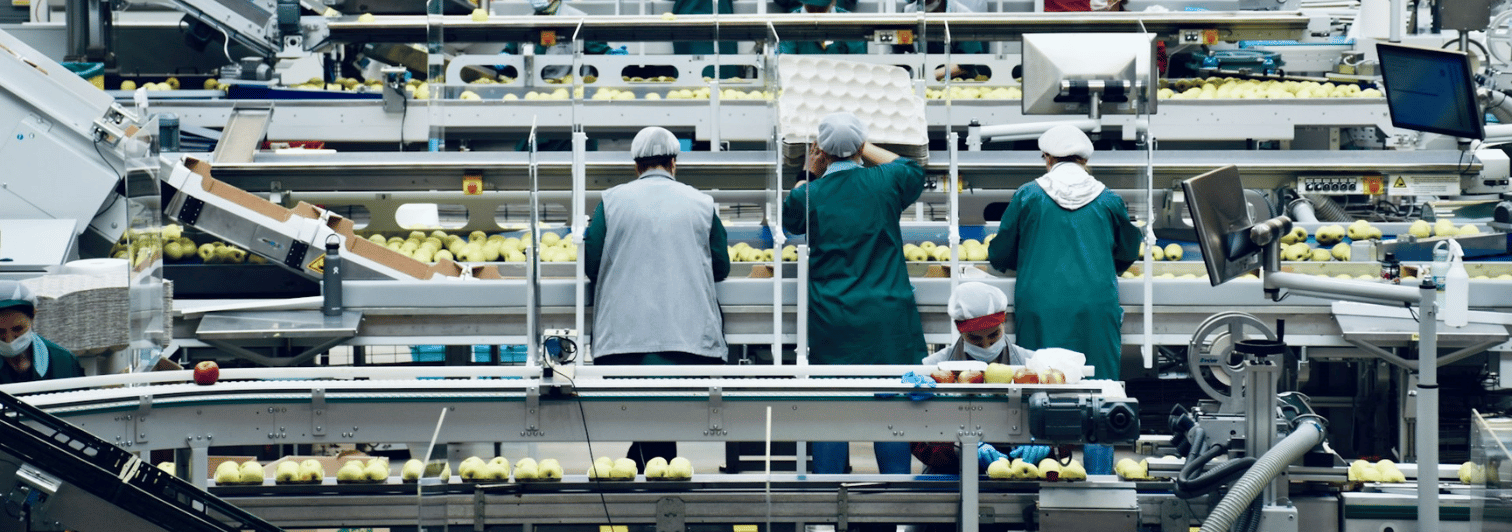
1174,442,1258,500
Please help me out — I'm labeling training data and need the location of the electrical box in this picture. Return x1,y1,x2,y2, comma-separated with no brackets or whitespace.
1297,175,1380,195
1465,148,1512,194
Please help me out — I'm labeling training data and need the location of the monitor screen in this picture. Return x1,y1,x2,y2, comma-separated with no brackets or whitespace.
1376,42,1484,140
1182,165,1262,286
1021,33,1157,116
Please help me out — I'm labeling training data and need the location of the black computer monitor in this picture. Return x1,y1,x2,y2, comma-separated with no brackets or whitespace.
1376,42,1485,140
1182,165,1262,286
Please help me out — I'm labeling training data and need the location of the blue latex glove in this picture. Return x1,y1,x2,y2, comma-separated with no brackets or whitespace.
1009,444,1050,465
607,46,629,55
977,442,1009,469
900,371,937,401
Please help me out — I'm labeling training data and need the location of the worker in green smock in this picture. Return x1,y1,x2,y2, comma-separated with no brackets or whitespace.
0,281,84,385
782,112,924,475
894,0,991,80
777,0,868,55
987,125,1140,381
673,0,742,79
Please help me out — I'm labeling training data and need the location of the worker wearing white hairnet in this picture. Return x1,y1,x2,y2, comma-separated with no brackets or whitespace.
584,127,730,470
921,282,1033,365
0,281,83,384
782,113,925,475
988,124,1139,382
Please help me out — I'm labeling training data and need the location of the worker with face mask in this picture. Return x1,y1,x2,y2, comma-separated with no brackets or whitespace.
783,112,925,475
584,126,730,470
922,282,1032,365
987,125,1140,382
0,281,83,385
777,0,868,55
504,0,611,81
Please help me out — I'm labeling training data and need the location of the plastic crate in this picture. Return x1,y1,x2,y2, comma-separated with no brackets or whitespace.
62,62,104,90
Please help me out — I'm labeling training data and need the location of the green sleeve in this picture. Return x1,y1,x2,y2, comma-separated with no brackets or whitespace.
955,41,988,55
503,42,519,55
1112,199,1142,274
585,202,606,283
584,40,612,55
779,40,799,55
889,158,926,210
988,193,1023,272
781,184,809,236
710,213,730,282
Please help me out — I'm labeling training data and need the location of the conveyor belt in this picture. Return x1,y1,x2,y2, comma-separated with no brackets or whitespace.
315,12,1310,46
0,390,282,532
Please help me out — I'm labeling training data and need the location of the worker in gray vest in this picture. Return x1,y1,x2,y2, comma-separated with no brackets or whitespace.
584,126,731,469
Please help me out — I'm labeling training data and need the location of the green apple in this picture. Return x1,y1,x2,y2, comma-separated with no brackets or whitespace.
986,458,1012,479
365,459,388,481
402,459,424,481
538,459,563,480
214,461,241,484
1331,243,1351,261
610,458,637,480
1408,220,1432,238
239,460,264,484
337,461,365,482
514,458,539,480
1164,243,1184,261
644,457,668,479
276,461,300,483
667,457,693,479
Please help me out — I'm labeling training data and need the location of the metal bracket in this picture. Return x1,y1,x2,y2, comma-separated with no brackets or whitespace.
311,388,326,436
655,497,685,532
837,486,849,530
1159,498,1190,532
706,387,726,436
284,239,309,270
522,384,543,437
474,488,486,532
134,395,152,445
177,196,204,225
979,505,995,524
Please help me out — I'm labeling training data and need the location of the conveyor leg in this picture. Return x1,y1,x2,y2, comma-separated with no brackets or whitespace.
960,435,979,532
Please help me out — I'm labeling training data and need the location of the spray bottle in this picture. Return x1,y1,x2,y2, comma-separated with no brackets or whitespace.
1443,239,1468,327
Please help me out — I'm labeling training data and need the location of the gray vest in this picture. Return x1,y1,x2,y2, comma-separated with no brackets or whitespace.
593,170,727,360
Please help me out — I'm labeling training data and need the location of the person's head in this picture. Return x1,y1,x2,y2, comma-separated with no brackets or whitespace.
632,126,680,175
809,112,866,174
1038,124,1093,170
799,0,835,13
527,0,560,15
0,281,37,359
948,282,1008,360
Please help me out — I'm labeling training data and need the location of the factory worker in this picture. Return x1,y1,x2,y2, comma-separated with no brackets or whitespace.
922,282,1033,366
777,0,868,55
584,126,730,470
782,112,925,475
503,0,610,81
896,0,991,81
1044,0,1122,10
672,0,742,79
0,281,83,385
987,124,1139,382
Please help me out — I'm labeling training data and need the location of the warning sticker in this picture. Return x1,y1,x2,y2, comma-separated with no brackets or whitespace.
306,254,325,274
1386,175,1459,197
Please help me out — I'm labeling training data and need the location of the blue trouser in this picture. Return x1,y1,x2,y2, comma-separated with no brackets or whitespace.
811,441,912,474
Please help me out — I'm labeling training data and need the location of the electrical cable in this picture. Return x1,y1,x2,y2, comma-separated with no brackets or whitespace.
545,368,614,527
217,24,234,64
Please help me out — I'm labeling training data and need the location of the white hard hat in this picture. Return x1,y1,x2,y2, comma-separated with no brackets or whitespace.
1038,124,1094,159
948,281,1008,331
631,127,681,160
817,112,867,158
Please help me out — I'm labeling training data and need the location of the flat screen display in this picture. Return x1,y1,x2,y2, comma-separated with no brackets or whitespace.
1377,42,1485,140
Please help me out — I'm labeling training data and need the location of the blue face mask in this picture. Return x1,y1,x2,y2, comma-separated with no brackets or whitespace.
0,331,34,358
963,336,1005,362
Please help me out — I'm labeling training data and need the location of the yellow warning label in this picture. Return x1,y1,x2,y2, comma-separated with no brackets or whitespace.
598,527,629,532
307,254,325,274
735,526,760,532
1393,177,1407,188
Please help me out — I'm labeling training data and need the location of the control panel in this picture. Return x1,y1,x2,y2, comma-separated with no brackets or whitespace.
1298,176,1384,195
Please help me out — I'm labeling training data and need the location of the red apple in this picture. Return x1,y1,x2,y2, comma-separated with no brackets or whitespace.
958,369,985,383
1011,368,1039,384
193,360,220,385
1041,369,1066,384
930,368,957,383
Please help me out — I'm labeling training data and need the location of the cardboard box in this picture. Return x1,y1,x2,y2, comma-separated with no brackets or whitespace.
185,158,294,224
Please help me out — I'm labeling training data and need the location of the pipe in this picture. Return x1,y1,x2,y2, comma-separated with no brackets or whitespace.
1199,419,1326,532
1286,198,1318,223
1389,0,1402,42
979,119,1100,143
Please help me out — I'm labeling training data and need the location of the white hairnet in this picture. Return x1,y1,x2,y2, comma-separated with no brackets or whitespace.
817,112,867,158
948,281,1008,322
631,127,680,160
1038,124,1094,159
0,281,35,313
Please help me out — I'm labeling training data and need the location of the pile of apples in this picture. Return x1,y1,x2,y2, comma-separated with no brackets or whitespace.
903,237,993,262
366,230,578,263
213,459,266,485
1160,78,1382,100
986,457,1088,480
335,457,391,484
274,460,326,484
